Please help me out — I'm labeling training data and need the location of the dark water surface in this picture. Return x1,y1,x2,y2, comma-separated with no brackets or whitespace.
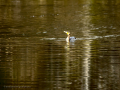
0,0,120,90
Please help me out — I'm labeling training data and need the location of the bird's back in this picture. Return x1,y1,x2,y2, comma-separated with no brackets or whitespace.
69,36,76,42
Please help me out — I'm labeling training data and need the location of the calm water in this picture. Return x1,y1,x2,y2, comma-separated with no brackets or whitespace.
0,0,120,90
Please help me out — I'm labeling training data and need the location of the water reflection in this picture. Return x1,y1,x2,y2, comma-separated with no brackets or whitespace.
0,0,120,90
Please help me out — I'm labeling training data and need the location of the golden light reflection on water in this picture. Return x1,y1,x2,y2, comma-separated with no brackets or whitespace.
64,42,71,88
81,0,92,89
82,40,91,90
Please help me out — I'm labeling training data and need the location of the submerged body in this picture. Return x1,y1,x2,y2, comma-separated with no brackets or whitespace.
64,31,76,42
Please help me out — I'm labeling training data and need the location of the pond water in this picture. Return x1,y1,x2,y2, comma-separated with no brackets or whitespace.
0,0,120,90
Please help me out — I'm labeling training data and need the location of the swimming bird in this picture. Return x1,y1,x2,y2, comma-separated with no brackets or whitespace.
64,31,76,42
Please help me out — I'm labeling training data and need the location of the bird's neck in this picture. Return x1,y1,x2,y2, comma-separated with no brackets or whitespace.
68,34,70,38
66,35,70,42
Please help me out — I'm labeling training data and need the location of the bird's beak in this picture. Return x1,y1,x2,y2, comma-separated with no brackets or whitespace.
64,31,69,35
64,31,67,33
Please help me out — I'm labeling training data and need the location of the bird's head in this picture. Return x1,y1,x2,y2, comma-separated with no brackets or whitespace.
64,31,70,35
